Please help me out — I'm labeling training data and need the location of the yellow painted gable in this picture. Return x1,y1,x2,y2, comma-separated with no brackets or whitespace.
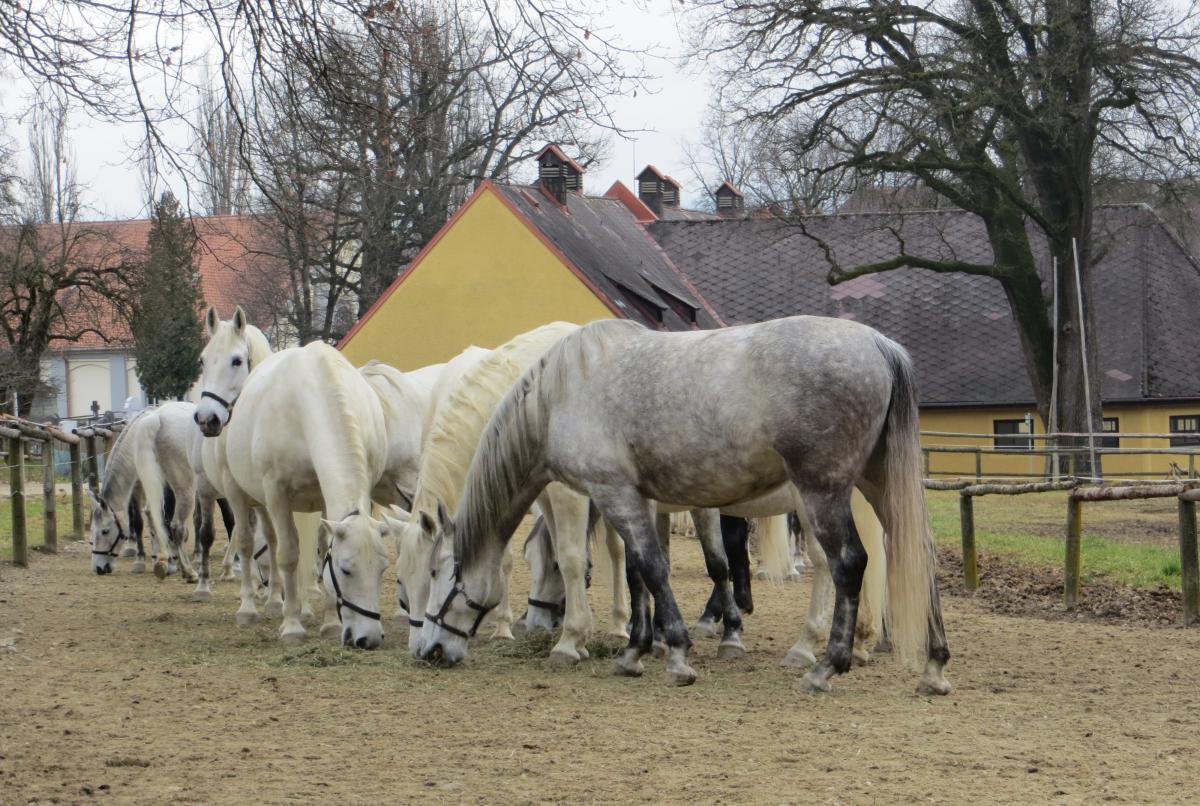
340,186,616,370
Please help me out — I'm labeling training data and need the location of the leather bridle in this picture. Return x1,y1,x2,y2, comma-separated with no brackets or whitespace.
425,559,497,640
527,597,566,617
323,553,381,623
397,591,423,629
200,353,251,424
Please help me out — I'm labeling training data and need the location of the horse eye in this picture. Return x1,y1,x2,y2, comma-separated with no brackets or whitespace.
339,566,352,577
231,357,243,368
102,528,111,535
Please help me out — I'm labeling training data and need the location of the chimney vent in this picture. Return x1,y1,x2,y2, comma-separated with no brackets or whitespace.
536,143,584,205
715,181,745,217
637,165,673,216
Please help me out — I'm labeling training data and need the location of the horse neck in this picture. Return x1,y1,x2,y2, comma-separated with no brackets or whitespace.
246,326,273,367
455,381,548,572
99,423,140,507
307,351,373,518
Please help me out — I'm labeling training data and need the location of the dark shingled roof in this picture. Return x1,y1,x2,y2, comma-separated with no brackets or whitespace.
496,184,721,331
648,205,1200,406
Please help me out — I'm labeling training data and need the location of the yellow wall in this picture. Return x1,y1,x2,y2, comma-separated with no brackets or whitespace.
340,187,615,370
920,404,1200,480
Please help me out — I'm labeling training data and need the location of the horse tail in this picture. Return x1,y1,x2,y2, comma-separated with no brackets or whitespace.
870,332,936,668
753,515,792,582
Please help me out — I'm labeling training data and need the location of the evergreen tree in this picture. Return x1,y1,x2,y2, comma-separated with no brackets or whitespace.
130,193,203,402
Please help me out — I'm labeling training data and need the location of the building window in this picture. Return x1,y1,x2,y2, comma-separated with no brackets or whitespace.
1169,415,1200,447
1099,417,1119,449
994,419,1032,450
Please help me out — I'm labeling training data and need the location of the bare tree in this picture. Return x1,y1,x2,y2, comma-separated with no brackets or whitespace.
26,94,80,225
193,71,250,217
695,0,1200,473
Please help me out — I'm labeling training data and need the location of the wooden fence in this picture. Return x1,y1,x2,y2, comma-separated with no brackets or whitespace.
0,415,122,569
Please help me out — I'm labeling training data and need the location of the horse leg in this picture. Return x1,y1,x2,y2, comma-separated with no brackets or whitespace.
167,484,199,584
544,490,591,664
226,490,259,626
489,541,516,641
598,490,695,686
650,511,672,658
725,515,754,615
191,488,216,603
614,541,650,677
129,495,147,574
793,489,866,694
257,510,284,619
693,508,745,659
264,492,304,643
781,534,833,668
603,520,631,640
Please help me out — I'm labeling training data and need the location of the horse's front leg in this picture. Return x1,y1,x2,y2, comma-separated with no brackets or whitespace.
265,493,305,644
490,542,515,641
692,508,745,659
650,511,672,658
544,489,592,664
129,498,147,574
257,511,284,619
782,534,833,669
227,492,259,627
599,489,694,687
191,491,216,603
170,486,199,584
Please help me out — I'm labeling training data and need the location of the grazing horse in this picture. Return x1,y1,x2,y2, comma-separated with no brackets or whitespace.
197,309,388,646
391,322,632,664
417,316,951,695
88,403,198,583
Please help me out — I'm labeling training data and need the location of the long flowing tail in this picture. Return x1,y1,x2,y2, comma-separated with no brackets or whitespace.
753,515,792,582
871,333,937,667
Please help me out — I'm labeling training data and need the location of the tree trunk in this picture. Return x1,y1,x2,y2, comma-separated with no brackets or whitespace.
1050,236,1104,479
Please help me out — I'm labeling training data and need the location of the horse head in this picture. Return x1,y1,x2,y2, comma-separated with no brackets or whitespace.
320,510,390,650
195,305,255,437
87,489,128,575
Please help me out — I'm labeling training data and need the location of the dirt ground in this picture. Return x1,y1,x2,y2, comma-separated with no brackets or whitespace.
3,529,1200,805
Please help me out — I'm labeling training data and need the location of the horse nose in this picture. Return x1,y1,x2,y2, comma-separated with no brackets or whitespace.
193,411,201,425
355,636,372,650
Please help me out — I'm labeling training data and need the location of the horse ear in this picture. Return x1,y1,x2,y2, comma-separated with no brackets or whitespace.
321,518,344,539
204,306,219,336
382,505,409,533
418,509,436,536
232,305,247,334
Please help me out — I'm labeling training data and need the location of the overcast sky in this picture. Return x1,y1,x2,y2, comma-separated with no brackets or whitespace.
2,1,718,221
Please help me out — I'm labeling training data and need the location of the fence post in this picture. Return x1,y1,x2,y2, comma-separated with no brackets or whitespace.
42,439,56,552
9,435,26,567
923,448,930,478
960,492,978,590
84,434,99,492
1179,495,1198,627
1065,496,1083,608
974,449,982,482
70,441,83,538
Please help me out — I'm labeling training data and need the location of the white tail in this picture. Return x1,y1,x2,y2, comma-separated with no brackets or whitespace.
872,334,937,668
754,514,792,582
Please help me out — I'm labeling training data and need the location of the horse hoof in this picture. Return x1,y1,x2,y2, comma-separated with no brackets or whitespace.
917,676,953,697
120,545,138,558
780,648,817,669
320,623,341,639
280,631,306,646
650,640,668,659
153,561,168,580
852,647,871,667
612,652,644,677
755,569,767,580
190,589,213,603
786,571,801,582
491,626,515,641
183,572,199,584
799,670,832,694
263,601,284,619
131,561,146,575
664,664,697,687
873,636,893,654
236,610,259,627
692,619,719,639
607,628,631,642
717,641,746,660
549,648,581,667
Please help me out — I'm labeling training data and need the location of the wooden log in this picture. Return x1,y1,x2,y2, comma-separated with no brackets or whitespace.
1070,484,1194,502
84,434,99,493
46,427,80,447
1180,497,1199,627
960,493,978,591
0,425,22,440
42,439,56,553
974,449,982,482
9,435,26,567
923,480,971,491
0,419,50,442
1065,497,1083,608
963,480,1079,497
70,442,83,538
1180,489,1200,503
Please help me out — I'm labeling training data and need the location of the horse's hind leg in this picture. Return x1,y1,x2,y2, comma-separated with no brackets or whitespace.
782,537,834,668
167,484,200,584
264,492,305,644
257,509,284,619
692,508,745,659
725,515,753,615
603,520,631,640
129,495,147,573
794,489,866,694
543,489,592,664
191,487,216,602
226,490,260,627
598,488,695,687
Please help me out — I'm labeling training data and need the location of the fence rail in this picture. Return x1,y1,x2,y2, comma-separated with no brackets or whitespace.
0,413,124,569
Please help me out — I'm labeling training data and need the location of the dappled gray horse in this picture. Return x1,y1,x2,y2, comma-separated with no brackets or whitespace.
417,315,951,695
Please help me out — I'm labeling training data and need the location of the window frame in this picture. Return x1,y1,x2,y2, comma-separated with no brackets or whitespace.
993,418,1032,451
1099,417,1119,450
1169,414,1200,447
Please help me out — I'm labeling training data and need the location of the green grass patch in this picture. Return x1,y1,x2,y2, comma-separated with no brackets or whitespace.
271,644,394,668
0,493,78,562
926,489,1185,589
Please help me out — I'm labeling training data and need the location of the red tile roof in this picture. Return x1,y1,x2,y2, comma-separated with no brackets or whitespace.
34,214,286,351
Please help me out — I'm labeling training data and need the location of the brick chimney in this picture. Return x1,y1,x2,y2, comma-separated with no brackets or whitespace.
536,143,584,205
637,165,682,216
715,181,745,217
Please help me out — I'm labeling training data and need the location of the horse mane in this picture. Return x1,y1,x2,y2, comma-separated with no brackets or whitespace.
313,344,372,514
99,406,154,502
359,360,430,428
454,319,644,566
412,323,579,528
245,324,273,366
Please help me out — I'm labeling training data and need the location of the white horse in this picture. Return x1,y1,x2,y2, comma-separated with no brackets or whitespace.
418,316,950,695
88,402,198,583
358,360,446,507
197,310,389,646
390,322,632,664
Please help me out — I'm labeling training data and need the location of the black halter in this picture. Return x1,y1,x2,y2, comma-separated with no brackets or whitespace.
200,389,238,420
397,592,423,629
253,542,269,587
425,560,496,640
91,514,126,559
527,597,566,617
323,554,381,623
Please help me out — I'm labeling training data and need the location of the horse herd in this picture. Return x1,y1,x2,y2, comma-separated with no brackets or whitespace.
86,306,952,696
